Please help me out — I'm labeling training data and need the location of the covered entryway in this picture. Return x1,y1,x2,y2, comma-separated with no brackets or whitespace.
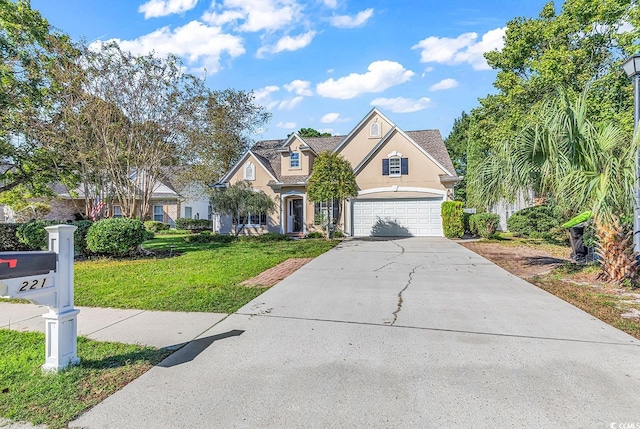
287,198,304,234
352,198,443,237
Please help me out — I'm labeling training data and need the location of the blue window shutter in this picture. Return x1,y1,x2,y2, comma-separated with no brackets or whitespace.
401,158,408,175
382,159,389,175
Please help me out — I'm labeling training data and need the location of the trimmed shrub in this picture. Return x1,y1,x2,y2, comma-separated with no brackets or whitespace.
506,205,560,237
184,232,235,244
462,212,472,234
16,220,56,250
469,213,500,238
0,224,27,251
441,201,464,238
239,233,290,243
72,220,93,256
174,218,212,231
86,218,146,256
306,231,324,239
144,220,169,232
333,230,345,238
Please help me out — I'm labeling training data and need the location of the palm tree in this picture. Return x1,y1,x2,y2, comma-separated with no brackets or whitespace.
474,89,640,282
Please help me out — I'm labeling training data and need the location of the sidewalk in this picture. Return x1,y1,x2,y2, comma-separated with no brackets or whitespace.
0,302,227,349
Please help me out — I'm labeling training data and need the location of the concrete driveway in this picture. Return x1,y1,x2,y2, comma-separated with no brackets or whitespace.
72,238,640,428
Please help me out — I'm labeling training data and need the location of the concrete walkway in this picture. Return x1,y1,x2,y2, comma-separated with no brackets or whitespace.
67,237,640,428
0,302,227,349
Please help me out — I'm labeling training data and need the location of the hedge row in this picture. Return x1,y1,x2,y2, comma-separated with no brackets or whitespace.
3,218,148,256
174,218,212,231
469,213,500,238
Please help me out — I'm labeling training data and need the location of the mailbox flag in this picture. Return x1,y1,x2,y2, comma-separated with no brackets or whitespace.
0,259,17,268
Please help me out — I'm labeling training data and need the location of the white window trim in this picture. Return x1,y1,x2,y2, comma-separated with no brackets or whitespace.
290,152,300,169
113,205,123,218
244,162,255,181
370,121,380,137
388,157,401,177
237,212,266,227
152,205,164,222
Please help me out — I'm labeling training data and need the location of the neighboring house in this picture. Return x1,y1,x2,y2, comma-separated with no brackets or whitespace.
489,190,536,231
215,108,462,237
2,176,211,227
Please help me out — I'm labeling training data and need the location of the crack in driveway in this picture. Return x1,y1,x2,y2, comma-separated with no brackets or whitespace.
387,264,420,326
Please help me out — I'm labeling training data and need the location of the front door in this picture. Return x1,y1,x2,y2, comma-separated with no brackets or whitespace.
288,199,304,233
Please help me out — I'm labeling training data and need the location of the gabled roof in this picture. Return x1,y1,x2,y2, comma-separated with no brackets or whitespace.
332,107,394,155
352,127,454,177
218,145,279,184
219,109,457,185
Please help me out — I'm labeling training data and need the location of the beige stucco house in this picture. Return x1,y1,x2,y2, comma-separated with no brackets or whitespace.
215,108,462,237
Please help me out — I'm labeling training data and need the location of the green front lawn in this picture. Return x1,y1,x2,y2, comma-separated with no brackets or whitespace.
74,235,336,313
0,329,169,429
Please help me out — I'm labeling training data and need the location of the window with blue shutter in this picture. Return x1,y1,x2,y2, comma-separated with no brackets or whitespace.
401,158,408,175
382,159,389,175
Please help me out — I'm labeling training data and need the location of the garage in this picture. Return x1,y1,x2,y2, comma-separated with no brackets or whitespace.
352,198,444,237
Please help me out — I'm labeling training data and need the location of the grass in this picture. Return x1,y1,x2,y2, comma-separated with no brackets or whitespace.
483,232,570,259
532,271,640,340
73,235,337,313
0,329,170,429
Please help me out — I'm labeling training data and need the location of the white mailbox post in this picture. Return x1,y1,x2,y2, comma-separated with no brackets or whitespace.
0,225,80,372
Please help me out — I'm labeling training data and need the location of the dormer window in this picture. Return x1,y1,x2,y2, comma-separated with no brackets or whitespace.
244,162,255,181
370,121,380,137
290,152,300,168
382,151,408,177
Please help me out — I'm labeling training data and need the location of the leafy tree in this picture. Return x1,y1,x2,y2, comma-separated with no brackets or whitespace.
0,0,77,196
475,89,639,282
210,181,276,236
466,0,639,208
185,89,270,185
290,128,332,138
444,111,470,202
46,42,206,219
307,151,358,238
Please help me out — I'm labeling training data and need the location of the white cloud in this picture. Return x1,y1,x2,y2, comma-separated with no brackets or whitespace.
329,8,374,29
412,27,505,70
277,121,297,129
97,20,245,73
257,31,316,57
370,96,433,113
323,0,337,8
284,79,313,96
139,0,198,18
209,0,302,32
253,85,280,109
321,112,340,123
278,96,304,110
316,60,414,99
201,10,245,26
429,78,458,91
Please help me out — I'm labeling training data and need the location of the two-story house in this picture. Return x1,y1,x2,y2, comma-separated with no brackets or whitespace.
215,108,462,237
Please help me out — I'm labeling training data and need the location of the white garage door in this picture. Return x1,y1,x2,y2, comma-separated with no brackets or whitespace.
352,198,443,237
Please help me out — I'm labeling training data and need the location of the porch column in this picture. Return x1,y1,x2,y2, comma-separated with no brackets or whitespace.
302,194,307,235
280,194,285,234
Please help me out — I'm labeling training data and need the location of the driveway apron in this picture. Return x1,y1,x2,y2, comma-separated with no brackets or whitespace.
71,238,640,428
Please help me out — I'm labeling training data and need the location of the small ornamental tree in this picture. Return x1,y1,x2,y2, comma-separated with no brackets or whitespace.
307,151,358,239
210,181,276,236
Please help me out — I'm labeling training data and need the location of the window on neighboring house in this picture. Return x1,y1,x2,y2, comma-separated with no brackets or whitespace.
237,213,267,226
290,152,300,168
382,157,409,177
184,206,192,219
244,162,255,180
113,205,123,218
370,122,380,137
314,201,339,225
153,205,164,222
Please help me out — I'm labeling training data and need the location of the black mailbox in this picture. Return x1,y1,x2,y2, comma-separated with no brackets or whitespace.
0,251,57,280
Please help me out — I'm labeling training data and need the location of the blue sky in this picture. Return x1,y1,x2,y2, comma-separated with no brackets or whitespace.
31,0,550,140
